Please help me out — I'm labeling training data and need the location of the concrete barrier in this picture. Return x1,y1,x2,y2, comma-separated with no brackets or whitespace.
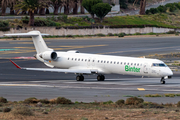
0,27,175,37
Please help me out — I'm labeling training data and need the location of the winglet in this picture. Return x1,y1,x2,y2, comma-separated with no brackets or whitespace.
9,60,22,69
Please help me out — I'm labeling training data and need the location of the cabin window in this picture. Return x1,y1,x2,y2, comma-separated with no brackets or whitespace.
131,63,133,65
127,63,129,65
114,62,116,64
75,58,77,61
107,61,109,63
140,64,142,66
88,59,90,62
124,62,126,65
98,60,100,63
93,60,95,62
72,58,73,60
101,60,103,63
78,58,80,61
110,61,112,64
134,63,136,66
104,61,106,63
85,59,87,61
121,62,123,65
137,63,139,66
82,59,83,61
68,58,70,60
117,62,119,64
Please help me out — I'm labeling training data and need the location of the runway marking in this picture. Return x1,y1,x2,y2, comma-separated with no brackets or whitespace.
0,49,16,51
9,42,50,44
1,45,108,55
137,88,145,91
0,84,39,86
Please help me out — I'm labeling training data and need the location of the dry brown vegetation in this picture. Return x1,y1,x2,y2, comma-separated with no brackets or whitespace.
0,97,179,119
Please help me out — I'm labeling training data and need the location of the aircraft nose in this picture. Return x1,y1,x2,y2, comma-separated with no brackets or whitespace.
166,68,173,76
169,69,173,76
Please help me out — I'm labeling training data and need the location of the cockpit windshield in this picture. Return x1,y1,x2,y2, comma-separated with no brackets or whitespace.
152,63,167,67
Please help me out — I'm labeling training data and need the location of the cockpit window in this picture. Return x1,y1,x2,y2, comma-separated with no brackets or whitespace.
152,63,167,67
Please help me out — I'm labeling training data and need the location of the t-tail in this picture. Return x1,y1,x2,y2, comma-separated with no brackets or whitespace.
4,31,58,64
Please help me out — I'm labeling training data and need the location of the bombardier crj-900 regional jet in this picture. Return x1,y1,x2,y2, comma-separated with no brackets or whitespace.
5,31,173,84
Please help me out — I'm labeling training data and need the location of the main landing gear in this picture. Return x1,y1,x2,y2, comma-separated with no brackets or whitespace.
97,75,105,81
76,75,84,81
76,74,105,81
160,77,165,84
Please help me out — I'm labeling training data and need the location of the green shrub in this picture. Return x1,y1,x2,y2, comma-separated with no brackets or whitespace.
39,99,49,104
55,22,61,27
120,0,128,9
125,97,144,105
21,16,29,24
167,31,176,34
0,20,9,27
107,33,114,36
145,10,150,15
66,35,74,38
23,97,38,104
164,93,176,97
146,32,156,35
3,107,11,112
12,106,33,116
115,99,125,105
103,100,113,104
149,8,159,14
144,94,162,97
57,15,68,22
118,33,125,37
144,102,164,108
157,5,167,13
82,16,90,21
177,101,180,107
56,97,72,104
96,33,105,37
0,97,7,103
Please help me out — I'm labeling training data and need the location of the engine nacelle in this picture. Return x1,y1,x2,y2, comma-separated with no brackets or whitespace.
40,51,57,61
67,50,80,53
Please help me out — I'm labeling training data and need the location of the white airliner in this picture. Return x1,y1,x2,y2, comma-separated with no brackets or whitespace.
5,31,173,84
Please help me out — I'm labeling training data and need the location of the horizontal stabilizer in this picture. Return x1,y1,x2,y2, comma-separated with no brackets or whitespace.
4,32,49,37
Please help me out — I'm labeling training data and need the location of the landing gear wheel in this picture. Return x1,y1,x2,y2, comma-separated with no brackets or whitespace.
160,77,165,84
97,75,105,81
76,75,84,81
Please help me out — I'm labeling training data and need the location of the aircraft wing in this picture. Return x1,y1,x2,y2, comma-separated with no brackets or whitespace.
10,60,92,74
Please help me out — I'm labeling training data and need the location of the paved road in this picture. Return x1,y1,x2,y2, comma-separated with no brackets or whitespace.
1,37,180,103
1,58,180,103
1,36,180,58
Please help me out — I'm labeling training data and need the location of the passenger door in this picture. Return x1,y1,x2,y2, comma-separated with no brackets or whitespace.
143,63,149,74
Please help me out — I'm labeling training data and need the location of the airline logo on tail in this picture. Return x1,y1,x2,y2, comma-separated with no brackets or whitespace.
125,65,141,72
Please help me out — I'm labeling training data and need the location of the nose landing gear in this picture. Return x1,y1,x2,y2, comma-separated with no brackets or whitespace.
161,77,165,84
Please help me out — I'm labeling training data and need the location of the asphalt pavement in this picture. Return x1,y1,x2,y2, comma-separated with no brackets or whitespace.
0,36,180,103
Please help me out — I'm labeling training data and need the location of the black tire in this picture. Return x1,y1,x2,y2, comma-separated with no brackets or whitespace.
97,75,101,81
76,76,80,81
97,75,105,81
101,75,105,81
80,75,84,81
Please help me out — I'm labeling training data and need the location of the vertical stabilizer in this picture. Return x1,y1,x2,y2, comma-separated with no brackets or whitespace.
4,31,53,54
